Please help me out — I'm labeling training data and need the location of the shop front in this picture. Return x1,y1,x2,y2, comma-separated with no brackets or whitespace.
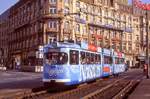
21,49,43,72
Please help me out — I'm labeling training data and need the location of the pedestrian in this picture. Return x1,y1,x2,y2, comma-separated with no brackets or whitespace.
143,64,147,75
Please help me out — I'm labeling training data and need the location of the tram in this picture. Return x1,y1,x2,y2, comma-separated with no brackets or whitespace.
113,51,126,74
43,41,126,87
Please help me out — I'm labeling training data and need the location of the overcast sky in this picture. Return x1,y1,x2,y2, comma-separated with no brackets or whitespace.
0,0,150,15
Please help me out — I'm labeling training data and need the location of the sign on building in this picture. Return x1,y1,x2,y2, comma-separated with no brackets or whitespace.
38,46,44,58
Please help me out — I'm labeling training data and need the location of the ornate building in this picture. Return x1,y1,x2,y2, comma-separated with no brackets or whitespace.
0,0,149,71
117,3,134,67
132,4,150,67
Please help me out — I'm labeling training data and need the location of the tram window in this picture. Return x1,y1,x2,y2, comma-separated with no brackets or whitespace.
90,53,95,64
115,58,119,64
118,58,121,64
119,58,124,64
45,52,68,65
104,56,112,64
96,54,101,64
70,50,79,65
104,56,108,64
86,52,91,64
80,51,86,64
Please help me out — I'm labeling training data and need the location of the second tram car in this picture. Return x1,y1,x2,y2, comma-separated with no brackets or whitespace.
113,51,126,74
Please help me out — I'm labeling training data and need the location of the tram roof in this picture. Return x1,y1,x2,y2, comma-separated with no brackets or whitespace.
44,42,81,49
44,42,102,53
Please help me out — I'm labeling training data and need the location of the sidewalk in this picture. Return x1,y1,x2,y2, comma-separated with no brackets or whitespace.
128,78,150,99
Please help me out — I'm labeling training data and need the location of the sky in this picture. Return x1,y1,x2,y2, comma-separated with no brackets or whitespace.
129,0,150,4
0,0,150,15
0,0,19,14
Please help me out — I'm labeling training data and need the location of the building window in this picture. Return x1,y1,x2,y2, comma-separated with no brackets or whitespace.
64,7,70,14
64,0,69,4
128,34,132,40
110,0,114,7
49,7,57,14
49,0,56,4
82,26,87,34
99,8,102,16
136,35,139,41
64,21,70,29
76,1,80,8
76,24,80,32
48,21,57,28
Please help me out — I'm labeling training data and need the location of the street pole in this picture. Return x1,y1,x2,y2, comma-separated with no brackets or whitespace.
145,10,149,79
59,18,63,42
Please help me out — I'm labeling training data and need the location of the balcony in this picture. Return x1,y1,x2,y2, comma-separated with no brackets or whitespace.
42,13,63,19
135,40,141,44
63,29,72,34
124,27,132,33
126,50,133,54
92,34,103,39
75,17,86,24
82,34,88,39
111,37,121,42
46,28,59,33
104,36,110,41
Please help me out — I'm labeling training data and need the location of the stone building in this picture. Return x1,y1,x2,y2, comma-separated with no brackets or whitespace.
0,0,150,71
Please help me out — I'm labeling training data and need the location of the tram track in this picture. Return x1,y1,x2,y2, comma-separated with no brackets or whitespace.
28,75,139,99
82,75,143,99
2,76,120,99
1,70,143,99
22,77,118,99
43,72,143,99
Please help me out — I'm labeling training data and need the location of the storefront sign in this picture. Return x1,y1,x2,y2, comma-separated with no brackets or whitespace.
138,56,146,60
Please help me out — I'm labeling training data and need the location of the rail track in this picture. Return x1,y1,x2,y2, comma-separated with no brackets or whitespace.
83,75,142,99
1,70,143,99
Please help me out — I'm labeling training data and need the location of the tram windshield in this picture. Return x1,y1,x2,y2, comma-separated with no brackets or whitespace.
45,52,68,65
115,58,125,64
104,56,112,64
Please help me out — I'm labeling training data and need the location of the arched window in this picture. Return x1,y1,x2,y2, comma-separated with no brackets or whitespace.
76,24,80,32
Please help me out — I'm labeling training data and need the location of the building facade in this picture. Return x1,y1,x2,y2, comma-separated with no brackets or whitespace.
0,0,150,71
117,3,134,67
132,4,150,67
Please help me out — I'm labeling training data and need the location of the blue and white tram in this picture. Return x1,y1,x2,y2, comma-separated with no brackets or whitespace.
43,42,103,86
102,49,113,77
43,42,126,87
113,52,126,74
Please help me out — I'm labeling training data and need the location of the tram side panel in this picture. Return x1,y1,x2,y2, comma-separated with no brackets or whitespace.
113,53,126,74
79,51,103,83
102,49,112,77
102,55,111,77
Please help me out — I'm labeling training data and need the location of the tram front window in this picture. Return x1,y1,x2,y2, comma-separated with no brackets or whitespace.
70,50,79,65
45,52,68,65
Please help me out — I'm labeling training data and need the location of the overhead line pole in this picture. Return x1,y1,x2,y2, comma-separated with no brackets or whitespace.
145,10,149,79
